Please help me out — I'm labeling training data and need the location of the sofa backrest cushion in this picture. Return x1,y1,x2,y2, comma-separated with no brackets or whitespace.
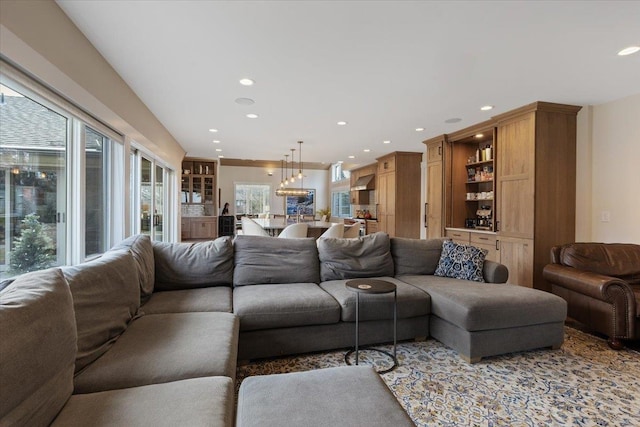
0,268,77,426
62,249,139,372
153,236,234,290
317,233,394,281
112,234,155,303
233,235,320,286
560,243,640,282
391,237,444,276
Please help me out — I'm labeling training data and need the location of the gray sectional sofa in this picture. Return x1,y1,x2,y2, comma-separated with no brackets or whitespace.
1,232,567,426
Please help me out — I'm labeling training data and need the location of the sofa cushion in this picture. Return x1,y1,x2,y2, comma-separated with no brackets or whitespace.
141,287,233,314
63,250,139,372
153,237,234,290
236,366,414,427
317,233,394,282
73,312,239,393
233,283,340,331
112,234,155,304
52,377,234,427
434,240,487,282
391,237,445,276
0,268,76,427
319,277,430,322
398,275,567,331
560,243,640,282
233,235,320,286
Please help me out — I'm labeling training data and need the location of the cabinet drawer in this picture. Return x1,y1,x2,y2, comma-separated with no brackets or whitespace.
378,156,396,173
473,242,499,263
470,232,497,246
445,230,470,242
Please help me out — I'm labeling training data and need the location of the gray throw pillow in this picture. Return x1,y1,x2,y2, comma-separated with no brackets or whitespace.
317,233,394,281
112,234,155,303
391,237,445,276
434,240,487,282
153,236,234,290
233,235,320,286
62,250,140,372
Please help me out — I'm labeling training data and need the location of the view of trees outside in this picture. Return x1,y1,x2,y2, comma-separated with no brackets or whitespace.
235,184,270,215
1,84,67,279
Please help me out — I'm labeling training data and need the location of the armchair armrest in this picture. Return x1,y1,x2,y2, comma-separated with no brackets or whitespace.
543,264,634,303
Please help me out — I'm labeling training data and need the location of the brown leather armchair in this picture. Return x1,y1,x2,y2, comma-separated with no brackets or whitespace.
543,243,640,349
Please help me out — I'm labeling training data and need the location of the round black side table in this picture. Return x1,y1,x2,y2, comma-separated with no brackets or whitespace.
344,279,398,374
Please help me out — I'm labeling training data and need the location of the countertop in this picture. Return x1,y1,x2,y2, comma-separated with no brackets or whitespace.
445,227,496,235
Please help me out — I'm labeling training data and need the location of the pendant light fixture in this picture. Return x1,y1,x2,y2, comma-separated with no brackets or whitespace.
280,158,285,188
297,141,303,179
284,154,289,185
276,141,310,197
290,148,296,183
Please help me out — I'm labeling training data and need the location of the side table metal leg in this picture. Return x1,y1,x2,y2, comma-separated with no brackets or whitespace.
355,292,360,365
393,289,397,360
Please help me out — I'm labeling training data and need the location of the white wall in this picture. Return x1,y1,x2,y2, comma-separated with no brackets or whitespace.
575,93,640,243
219,166,330,216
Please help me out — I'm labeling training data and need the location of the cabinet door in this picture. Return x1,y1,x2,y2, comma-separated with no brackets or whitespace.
426,160,443,238
498,237,534,287
181,218,190,240
427,141,443,163
190,219,216,239
496,113,535,238
192,177,203,203
204,177,215,204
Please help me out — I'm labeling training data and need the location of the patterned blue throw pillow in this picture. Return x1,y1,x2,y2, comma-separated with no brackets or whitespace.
434,240,487,282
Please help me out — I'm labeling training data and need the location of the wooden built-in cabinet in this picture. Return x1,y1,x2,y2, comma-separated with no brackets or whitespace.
424,102,581,290
181,158,218,241
376,152,422,238
425,136,447,239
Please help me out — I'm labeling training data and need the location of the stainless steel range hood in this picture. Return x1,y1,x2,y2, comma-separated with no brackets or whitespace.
350,174,376,191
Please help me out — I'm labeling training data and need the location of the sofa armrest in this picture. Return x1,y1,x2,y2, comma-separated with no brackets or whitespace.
483,260,509,283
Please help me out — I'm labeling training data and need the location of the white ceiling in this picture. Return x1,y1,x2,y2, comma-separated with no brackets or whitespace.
57,0,639,167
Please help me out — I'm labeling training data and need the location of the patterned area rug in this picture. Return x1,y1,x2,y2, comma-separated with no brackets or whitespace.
237,327,640,426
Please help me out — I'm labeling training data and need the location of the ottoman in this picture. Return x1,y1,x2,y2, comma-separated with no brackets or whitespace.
236,366,414,427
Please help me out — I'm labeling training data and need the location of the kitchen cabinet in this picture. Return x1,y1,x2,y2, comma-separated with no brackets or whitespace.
181,158,218,241
349,163,376,205
376,152,422,238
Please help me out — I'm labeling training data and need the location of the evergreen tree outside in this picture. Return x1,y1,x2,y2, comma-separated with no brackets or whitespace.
9,213,55,274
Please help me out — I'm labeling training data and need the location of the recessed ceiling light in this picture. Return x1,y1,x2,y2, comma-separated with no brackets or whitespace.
337,121,348,126
337,160,344,164
209,128,218,133
445,118,462,123
348,155,355,159
415,127,425,132
218,155,225,158
246,113,259,119
235,97,255,105
618,46,640,56
480,105,494,111
363,149,371,153
213,140,220,143
383,140,391,144
215,148,222,152
475,133,484,138
239,78,254,86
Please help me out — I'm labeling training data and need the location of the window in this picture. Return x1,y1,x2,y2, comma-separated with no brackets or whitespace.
331,191,351,218
133,154,169,242
331,163,350,182
235,184,271,215
84,127,107,257
1,68,133,279
1,83,68,278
